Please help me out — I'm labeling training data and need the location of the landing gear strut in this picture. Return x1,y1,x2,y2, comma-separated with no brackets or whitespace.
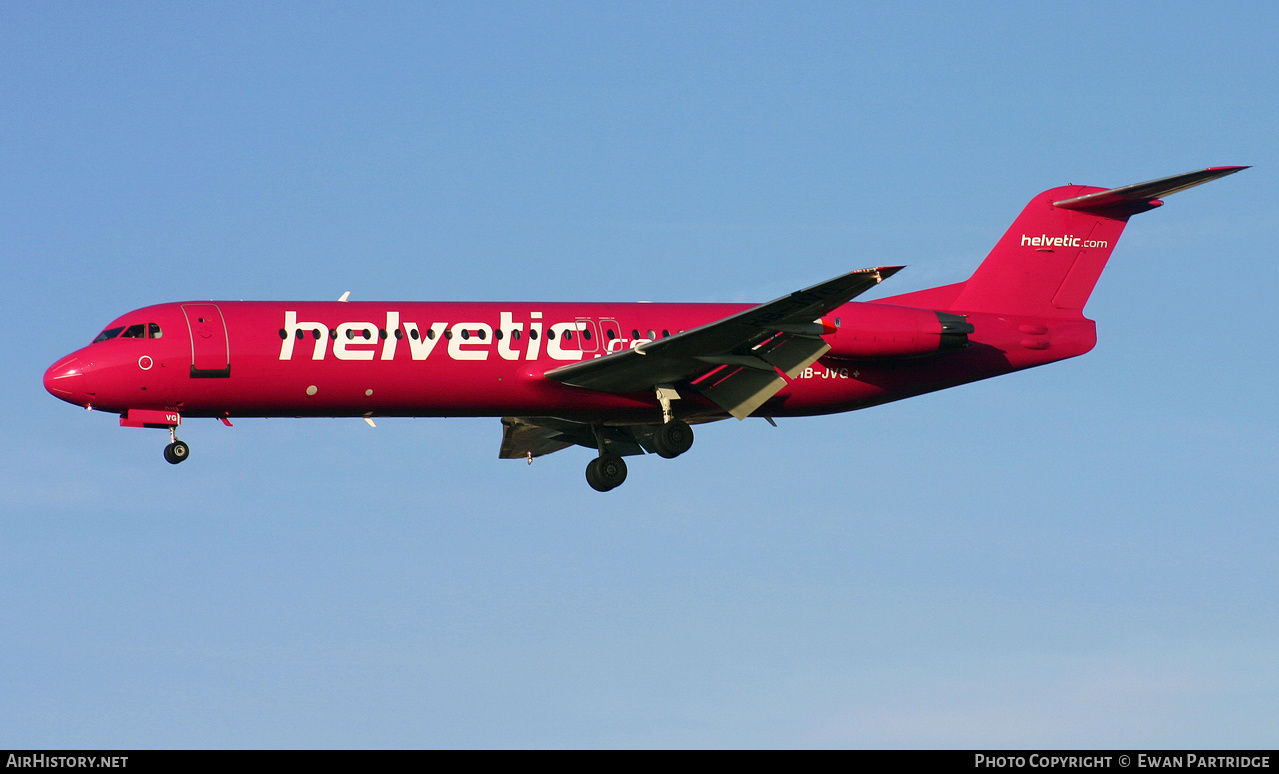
163,426,189,465
585,424,628,492
585,454,627,492
652,384,694,458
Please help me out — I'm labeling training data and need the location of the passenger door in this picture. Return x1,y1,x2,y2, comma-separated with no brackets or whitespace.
182,304,231,378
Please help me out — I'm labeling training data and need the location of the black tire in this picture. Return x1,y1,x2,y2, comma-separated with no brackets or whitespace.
596,454,627,489
653,419,694,459
586,454,627,491
585,457,606,491
164,440,190,465
585,457,610,492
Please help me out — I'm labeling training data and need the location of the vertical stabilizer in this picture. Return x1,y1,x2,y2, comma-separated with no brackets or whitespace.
947,186,1130,317
941,167,1246,318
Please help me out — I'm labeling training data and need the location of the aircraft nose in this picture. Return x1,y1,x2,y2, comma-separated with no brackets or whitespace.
44,355,88,404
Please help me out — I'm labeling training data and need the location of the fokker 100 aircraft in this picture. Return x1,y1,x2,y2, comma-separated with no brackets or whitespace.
45,167,1244,490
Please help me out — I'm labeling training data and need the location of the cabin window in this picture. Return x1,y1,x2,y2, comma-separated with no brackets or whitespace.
379,329,387,339
606,329,615,340
546,329,556,340
93,326,124,343
529,329,538,340
582,328,591,340
477,329,486,340
631,329,640,339
512,330,522,340
394,329,403,340
563,329,572,341
662,329,670,338
495,329,504,340
444,330,452,340
410,328,420,340
313,329,322,339
460,330,469,340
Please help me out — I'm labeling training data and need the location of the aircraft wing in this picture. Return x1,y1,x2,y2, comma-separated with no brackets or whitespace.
544,266,902,419
499,416,579,459
499,416,649,459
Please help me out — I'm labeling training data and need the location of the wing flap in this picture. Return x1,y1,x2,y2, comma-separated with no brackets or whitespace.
699,367,788,420
693,354,777,372
757,335,832,379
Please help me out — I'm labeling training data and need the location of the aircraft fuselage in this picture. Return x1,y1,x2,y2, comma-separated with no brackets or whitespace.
44,299,1093,422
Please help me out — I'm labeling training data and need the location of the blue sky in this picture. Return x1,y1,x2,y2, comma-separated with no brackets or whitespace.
3,3,1276,748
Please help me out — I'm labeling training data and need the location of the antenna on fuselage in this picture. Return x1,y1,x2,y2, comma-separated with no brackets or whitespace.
337,291,351,302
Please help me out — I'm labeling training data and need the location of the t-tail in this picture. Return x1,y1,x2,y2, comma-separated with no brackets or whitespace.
890,167,1247,318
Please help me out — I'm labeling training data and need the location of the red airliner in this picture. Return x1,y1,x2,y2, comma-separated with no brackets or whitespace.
45,167,1244,490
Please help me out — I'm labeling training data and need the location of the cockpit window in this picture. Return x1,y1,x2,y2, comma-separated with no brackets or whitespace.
121,324,147,339
92,326,125,344
148,323,162,339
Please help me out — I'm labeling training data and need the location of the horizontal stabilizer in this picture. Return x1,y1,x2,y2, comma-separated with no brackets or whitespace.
1053,166,1247,213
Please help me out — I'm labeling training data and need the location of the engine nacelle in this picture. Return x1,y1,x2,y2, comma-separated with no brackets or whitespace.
823,304,972,359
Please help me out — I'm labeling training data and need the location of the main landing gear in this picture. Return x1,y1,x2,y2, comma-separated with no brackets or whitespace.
583,420,694,492
652,418,694,459
582,384,696,491
163,426,189,465
585,454,627,492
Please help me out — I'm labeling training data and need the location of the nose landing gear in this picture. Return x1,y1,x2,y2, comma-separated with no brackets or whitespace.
163,426,190,465
119,409,191,465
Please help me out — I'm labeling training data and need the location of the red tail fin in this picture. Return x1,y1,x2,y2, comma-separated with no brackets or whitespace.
892,167,1247,318
948,185,1132,317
